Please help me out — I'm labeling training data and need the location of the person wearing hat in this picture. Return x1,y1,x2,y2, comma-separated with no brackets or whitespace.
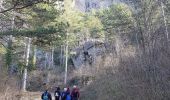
61,88,68,100
71,85,80,100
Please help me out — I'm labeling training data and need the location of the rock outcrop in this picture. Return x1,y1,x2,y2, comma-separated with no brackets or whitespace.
71,39,106,69
73,0,120,12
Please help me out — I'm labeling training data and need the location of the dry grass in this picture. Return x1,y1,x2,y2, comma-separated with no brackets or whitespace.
80,39,170,100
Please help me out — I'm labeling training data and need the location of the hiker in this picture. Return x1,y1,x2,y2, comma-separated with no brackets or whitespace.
71,85,80,100
61,88,68,100
55,87,61,100
41,89,52,100
67,87,70,94
61,87,72,100
66,87,71,100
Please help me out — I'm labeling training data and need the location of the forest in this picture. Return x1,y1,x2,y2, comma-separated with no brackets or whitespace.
0,0,170,100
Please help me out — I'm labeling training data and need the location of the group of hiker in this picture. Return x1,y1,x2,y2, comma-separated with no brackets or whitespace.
41,85,80,100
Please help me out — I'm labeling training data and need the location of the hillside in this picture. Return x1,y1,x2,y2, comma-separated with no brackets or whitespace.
0,0,170,100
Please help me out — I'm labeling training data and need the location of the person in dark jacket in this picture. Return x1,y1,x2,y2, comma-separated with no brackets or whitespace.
41,90,52,100
71,85,80,100
61,88,68,100
54,87,61,100
66,87,72,100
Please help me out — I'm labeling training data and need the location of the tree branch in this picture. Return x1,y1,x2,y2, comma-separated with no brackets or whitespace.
0,42,7,49
0,7,15,13
0,0,44,13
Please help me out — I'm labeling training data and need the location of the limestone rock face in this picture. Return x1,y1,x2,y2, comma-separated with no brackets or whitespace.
73,0,120,12
71,39,106,69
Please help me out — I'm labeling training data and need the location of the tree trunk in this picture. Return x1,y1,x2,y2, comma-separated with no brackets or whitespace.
51,46,54,68
45,52,48,69
22,37,31,91
161,1,169,41
63,45,66,66
60,45,63,67
32,45,37,69
0,0,3,8
64,33,68,84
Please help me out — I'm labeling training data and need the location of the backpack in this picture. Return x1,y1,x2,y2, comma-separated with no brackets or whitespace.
43,92,49,100
61,92,67,100
66,94,71,100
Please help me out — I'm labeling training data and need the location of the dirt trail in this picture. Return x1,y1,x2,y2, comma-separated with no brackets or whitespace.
19,92,55,100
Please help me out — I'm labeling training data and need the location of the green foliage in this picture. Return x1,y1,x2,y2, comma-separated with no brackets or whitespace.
17,61,25,74
97,3,134,40
24,2,60,27
0,26,56,37
0,25,67,47
53,49,61,66
57,0,105,48
5,49,12,68
0,45,7,54
5,39,13,69
28,45,37,71
28,56,36,71
0,0,62,13
83,14,104,38
1,0,67,75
